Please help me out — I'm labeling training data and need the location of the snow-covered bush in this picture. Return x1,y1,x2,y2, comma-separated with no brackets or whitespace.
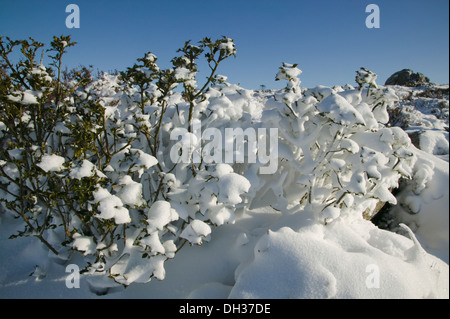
0,35,247,286
249,65,416,224
0,35,417,288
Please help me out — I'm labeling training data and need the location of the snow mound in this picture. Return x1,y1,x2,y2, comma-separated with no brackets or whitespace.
230,217,448,299
385,148,449,263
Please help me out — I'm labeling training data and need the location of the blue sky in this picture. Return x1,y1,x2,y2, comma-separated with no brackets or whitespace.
0,0,448,89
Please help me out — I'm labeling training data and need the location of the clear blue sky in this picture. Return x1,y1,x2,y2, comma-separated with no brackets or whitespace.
1,0,448,89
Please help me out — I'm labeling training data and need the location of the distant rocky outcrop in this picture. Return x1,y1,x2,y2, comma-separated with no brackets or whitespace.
385,69,431,87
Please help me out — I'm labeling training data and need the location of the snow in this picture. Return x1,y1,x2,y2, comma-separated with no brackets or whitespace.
115,175,144,207
109,148,158,177
230,219,448,298
72,233,96,256
211,163,234,178
1,202,447,298
109,249,166,284
275,63,302,82
174,67,194,81
321,206,341,224
387,148,449,263
208,205,234,226
340,138,360,153
417,129,449,155
146,200,178,232
141,232,165,255
180,219,212,245
145,52,157,63
93,187,131,224
218,38,236,57
7,149,24,160
29,64,53,82
69,160,106,180
36,154,65,172
7,90,41,105
356,68,377,89
317,93,366,126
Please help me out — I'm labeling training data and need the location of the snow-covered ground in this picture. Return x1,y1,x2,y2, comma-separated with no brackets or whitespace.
0,77,448,299
0,202,448,299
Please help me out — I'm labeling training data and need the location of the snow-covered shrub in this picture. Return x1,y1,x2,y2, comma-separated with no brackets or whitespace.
249,64,416,223
0,36,77,255
0,35,247,286
356,67,378,91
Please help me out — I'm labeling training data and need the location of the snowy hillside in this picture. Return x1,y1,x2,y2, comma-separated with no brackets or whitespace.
0,36,448,299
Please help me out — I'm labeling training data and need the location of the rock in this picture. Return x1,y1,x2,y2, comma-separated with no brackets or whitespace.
363,194,391,221
385,69,430,87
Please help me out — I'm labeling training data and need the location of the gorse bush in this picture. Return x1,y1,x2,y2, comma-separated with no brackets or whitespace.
0,35,415,287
